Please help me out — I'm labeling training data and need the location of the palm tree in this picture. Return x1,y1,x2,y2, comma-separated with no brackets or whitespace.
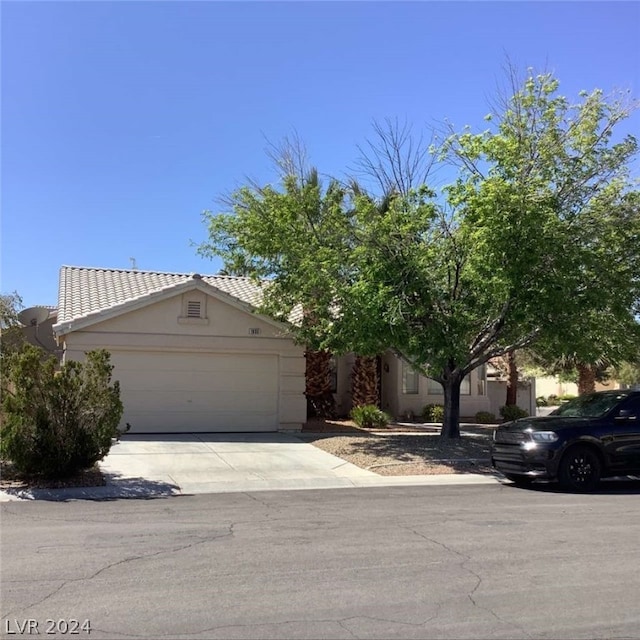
343,183,397,410
304,348,336,419
351,355,380,408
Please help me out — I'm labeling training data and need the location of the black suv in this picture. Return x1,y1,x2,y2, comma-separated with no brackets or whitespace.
491,390,640,491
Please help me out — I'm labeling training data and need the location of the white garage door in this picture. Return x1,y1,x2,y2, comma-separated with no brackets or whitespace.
112,351,279,433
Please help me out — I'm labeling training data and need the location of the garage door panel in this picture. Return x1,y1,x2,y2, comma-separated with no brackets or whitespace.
112,351,279,433
123,409,277,432
120,375,276,395
119,390,277,412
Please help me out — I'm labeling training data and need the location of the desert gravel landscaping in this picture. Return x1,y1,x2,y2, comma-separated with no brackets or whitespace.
301,419,497,476
0,461,105,490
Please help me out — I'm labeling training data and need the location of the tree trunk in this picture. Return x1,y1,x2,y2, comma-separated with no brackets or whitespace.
351,355,379,407
506,351,519,406
577,362,596,395
304,350,336,419
441,372,463,440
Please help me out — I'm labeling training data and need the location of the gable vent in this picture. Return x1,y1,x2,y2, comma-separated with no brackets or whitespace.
186,300,202,318
249,328,261,336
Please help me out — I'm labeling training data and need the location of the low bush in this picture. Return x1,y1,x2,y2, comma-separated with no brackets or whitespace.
1,345,124,478
546,394,559,405
536,396,548,407
350,404,391,429
474,411,497,424
558,393,577,402
499,405,529,422
422,403,445,422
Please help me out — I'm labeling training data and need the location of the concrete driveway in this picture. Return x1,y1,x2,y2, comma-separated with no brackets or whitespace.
1,433,500,502
99,433,378,496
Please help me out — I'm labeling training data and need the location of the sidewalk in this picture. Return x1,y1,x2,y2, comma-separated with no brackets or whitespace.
0,431,502,502
0,470,501,501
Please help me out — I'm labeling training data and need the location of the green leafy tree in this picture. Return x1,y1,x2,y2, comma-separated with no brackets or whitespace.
523,189,640,394
0,292,25,361
0,291,22,326
613,360,640,387
199,69,639,438
1,345,124,477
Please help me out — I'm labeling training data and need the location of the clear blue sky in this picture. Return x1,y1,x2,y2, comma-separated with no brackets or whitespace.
2,1,639,308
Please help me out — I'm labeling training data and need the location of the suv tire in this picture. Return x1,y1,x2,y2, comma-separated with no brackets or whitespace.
558,444,602,492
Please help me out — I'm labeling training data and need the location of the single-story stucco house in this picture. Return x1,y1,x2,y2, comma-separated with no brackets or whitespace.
52,266,492,434
52,266,306,433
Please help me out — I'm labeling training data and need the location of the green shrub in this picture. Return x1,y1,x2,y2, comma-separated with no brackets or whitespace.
474,411,497,424
546,394,559,405
536,396,548,407
499,405,528,422
558,393,577,402
350,404,391,429
1,345,124,478
422,403,445,422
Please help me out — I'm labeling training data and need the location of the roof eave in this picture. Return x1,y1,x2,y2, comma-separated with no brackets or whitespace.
53,278,292,337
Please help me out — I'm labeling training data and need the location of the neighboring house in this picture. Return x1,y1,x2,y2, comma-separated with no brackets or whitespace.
534,375,621,399
19,306,63,361
52,266,306,434
51,265,493,434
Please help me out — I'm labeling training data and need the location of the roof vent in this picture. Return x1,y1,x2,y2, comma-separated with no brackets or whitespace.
187,300,202,318
192,273,202,280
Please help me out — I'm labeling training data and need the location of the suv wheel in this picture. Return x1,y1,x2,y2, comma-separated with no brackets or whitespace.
558,445,602,492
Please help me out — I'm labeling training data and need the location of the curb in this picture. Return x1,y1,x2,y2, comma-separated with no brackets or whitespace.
1,472,503,502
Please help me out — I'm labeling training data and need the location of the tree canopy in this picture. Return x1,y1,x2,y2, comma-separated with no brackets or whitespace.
0,291,25,365
199,69,640,438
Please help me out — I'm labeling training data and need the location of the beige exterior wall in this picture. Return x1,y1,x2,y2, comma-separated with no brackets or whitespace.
391,363,490,420
534,376,579,399
487,379,536,417
61,290,306,432
333,352,490,420
534,375,621,400
333,353,356,417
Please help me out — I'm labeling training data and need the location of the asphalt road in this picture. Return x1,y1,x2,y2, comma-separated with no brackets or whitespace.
2,481,640,639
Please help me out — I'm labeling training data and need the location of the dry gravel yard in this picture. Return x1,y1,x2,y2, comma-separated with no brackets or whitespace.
0,461,105,490
301,419,497,476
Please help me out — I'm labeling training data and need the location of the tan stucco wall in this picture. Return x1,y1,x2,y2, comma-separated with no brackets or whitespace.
333,353,356,416
487,379,536,417
333,352,490,420
534,376,579,399
392,365,490,420
534,375,621,401
76,291,285,338
61,291,306,431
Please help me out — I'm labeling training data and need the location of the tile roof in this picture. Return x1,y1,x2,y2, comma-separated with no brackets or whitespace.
56,265,267,325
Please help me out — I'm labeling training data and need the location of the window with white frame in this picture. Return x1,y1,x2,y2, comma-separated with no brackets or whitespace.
427,375,471,395
477,365,487,395
402,361,419,394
